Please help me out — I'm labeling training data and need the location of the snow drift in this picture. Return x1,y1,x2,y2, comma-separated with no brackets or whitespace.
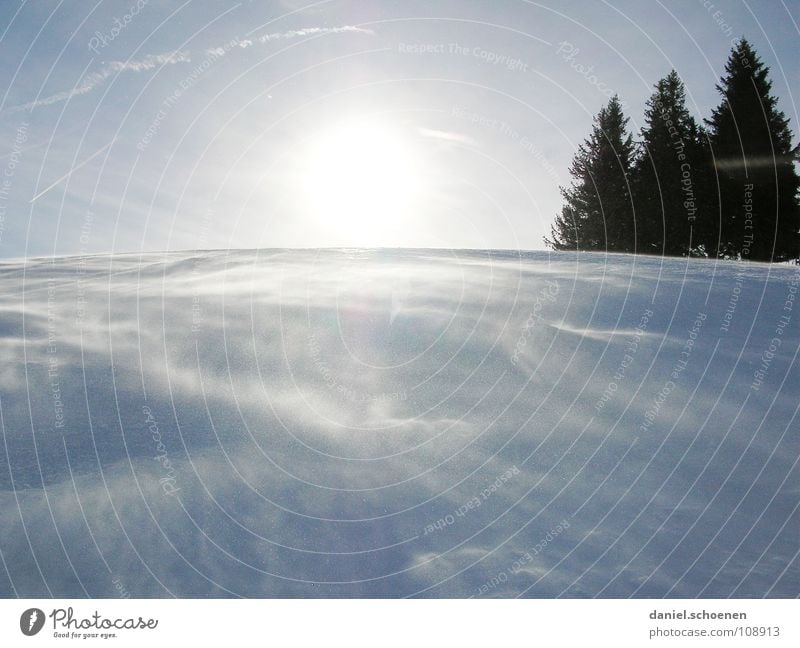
0,249,797,597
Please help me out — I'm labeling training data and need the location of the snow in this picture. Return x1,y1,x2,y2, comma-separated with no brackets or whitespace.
0,249,797,597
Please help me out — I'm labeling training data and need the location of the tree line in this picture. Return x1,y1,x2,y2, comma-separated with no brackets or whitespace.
545,39,800,262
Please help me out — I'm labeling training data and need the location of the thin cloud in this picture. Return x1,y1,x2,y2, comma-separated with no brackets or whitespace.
6,51,190,113
29,139,115,203
6,25,373,114
254,25,373,42
206,25,374,55
418,127,478,147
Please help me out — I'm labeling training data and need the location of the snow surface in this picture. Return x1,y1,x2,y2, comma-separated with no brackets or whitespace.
0,249,797,597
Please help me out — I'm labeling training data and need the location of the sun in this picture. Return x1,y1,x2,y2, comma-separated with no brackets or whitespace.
297,119,425,242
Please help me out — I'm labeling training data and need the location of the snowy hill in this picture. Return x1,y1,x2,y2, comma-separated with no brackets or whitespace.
0,249,797,597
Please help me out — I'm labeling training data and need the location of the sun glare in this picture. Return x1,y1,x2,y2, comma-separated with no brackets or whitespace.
298,120,425,241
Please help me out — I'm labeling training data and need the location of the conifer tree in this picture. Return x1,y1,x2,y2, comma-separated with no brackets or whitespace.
545,96,636,252
633,71,703,256
706,38,800,261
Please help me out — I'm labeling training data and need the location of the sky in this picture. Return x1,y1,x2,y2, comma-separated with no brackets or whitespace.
0,0,798,258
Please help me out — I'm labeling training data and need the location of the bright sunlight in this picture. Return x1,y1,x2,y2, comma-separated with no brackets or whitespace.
297,119,427,241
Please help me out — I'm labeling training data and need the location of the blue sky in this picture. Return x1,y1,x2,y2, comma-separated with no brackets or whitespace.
0,0,798,257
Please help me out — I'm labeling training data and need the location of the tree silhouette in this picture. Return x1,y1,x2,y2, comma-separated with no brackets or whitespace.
706,38,800,261
633,71,704,256
545,96,635,252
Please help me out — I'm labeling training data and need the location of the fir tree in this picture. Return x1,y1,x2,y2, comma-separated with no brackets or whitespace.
706,38,800,261
545,96,636,252
633,71,703,256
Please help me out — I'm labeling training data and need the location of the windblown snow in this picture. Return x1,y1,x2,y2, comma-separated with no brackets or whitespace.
0,249,797,597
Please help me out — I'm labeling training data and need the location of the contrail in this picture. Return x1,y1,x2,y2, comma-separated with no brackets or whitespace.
5,52,190,114
29,140,115,203
7,26,372,114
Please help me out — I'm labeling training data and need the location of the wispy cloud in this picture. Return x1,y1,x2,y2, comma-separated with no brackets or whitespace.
6,51,190,114
418,127,478,147
29,139,115,202
6,25,373,114
207,25,373,55
254,25,373,42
